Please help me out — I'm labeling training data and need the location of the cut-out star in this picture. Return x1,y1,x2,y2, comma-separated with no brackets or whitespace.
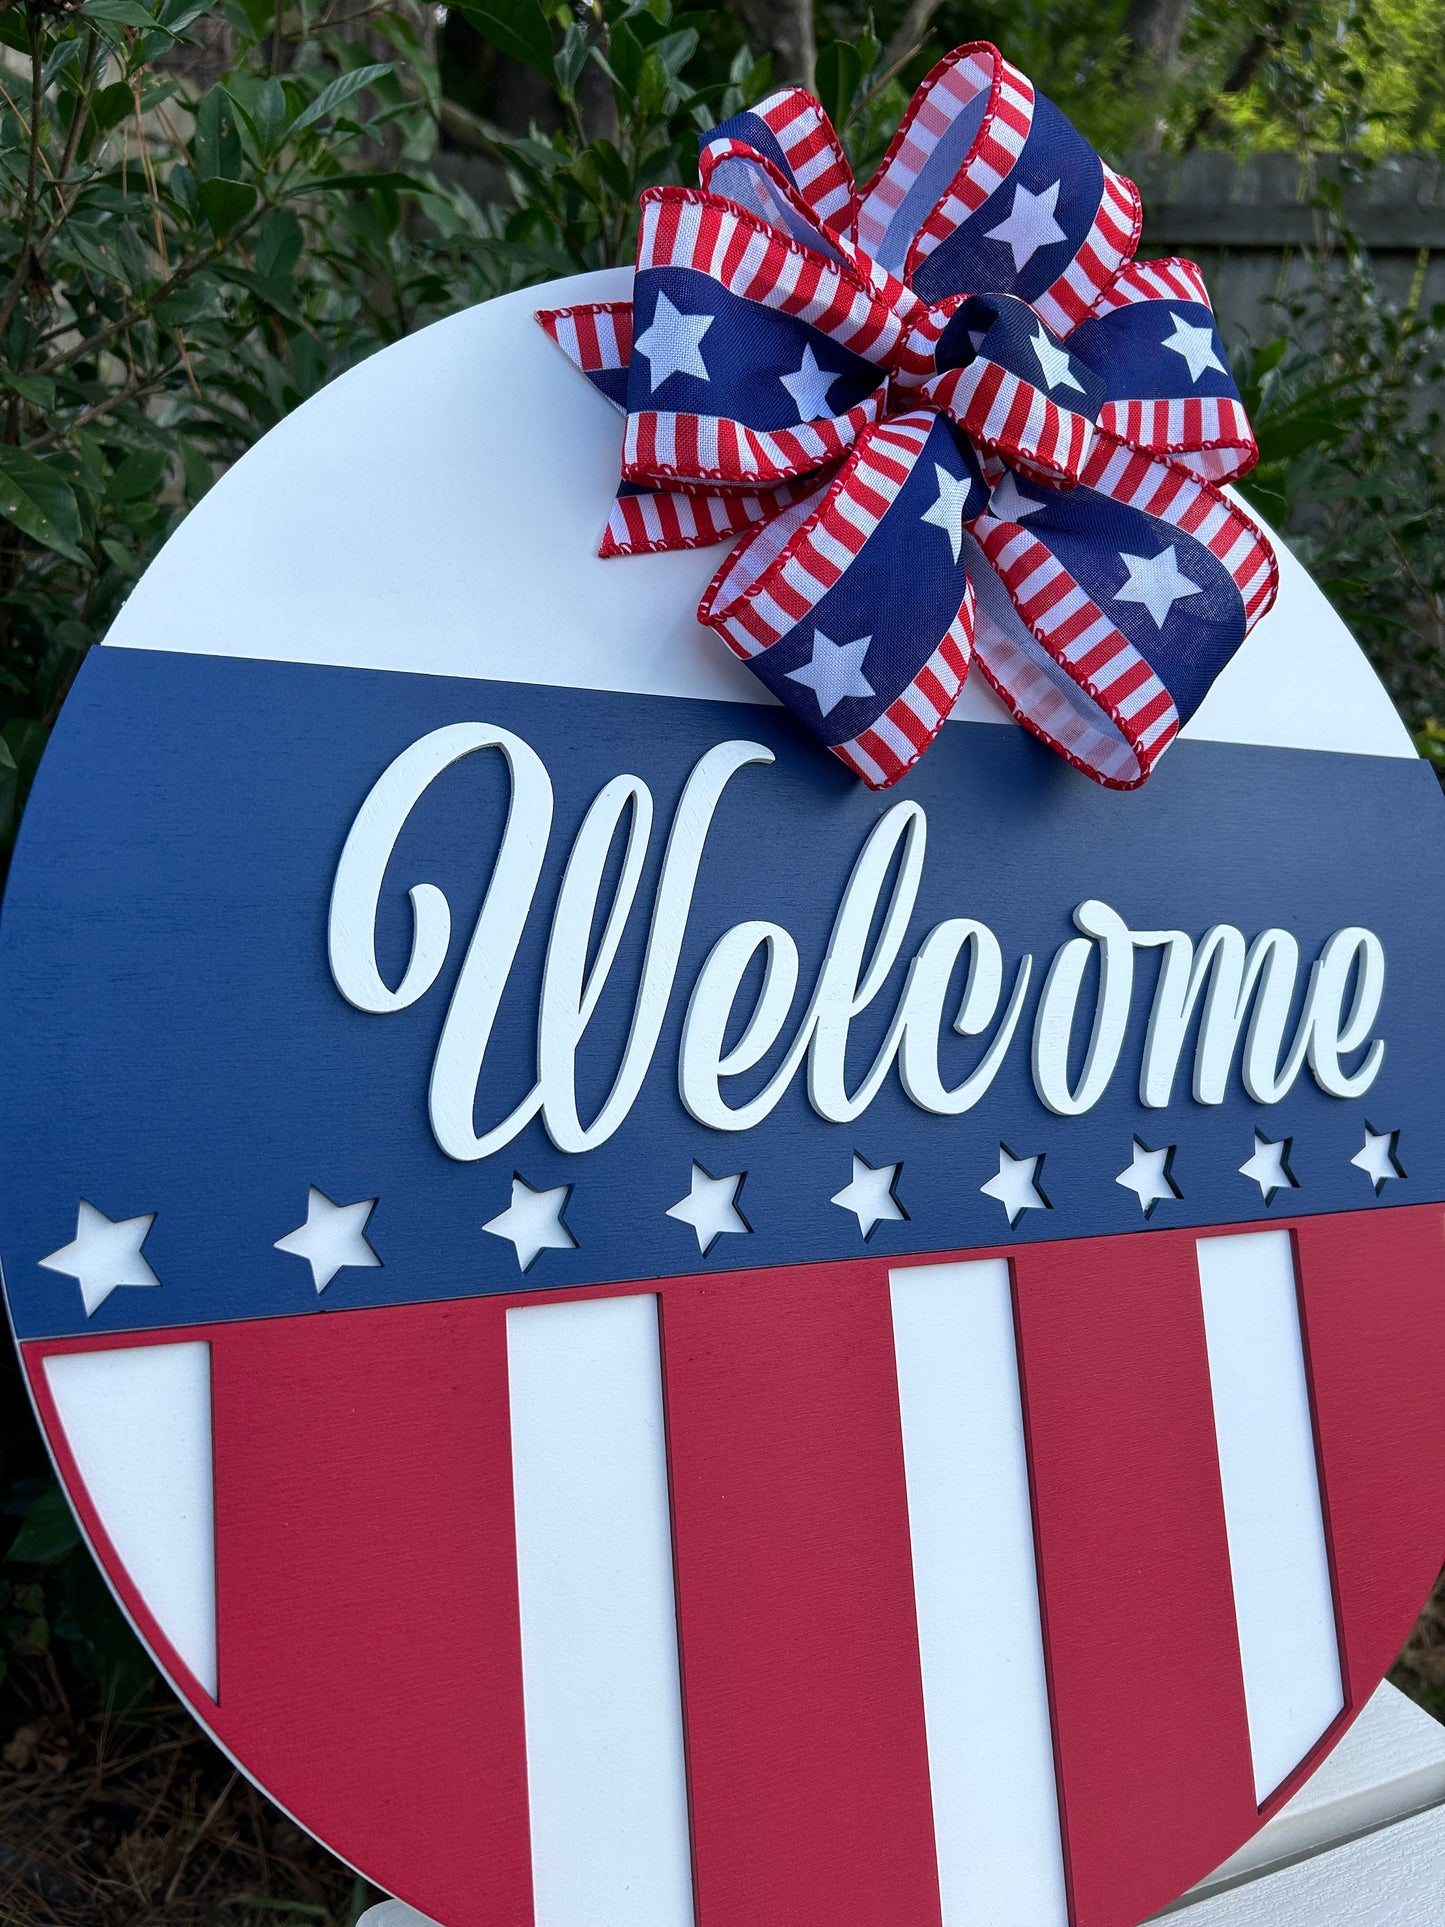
633,291,713,392
1161,310,1227,382
1113,545,1202,628
667,1163,750,1255
831,1155,906,1238
1030,323,1083,394
275,1187,381,1293
1116,1139,1181,1218
921,462,974,562
1351,1124,1404,1195
984,180,1067,271
786,628,874,716
780,345,841,422
1239,1133,1298,1204
988,469,1045,521
981,1145,1050,1226
40,1200,162,1318
484,1176,577,1272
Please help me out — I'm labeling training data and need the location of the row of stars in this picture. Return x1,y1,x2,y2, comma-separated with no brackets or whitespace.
38,1126,1404,1311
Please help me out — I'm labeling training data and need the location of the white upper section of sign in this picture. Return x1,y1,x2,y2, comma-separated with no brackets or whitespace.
105,268,1413,762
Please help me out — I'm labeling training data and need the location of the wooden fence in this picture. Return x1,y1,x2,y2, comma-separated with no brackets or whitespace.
1132,151,1445,349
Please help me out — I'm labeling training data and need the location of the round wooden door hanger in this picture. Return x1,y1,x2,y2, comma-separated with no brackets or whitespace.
4,270,1445,1927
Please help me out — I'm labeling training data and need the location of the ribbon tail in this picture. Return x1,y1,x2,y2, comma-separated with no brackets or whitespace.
697,412,981,789
603,475,832,559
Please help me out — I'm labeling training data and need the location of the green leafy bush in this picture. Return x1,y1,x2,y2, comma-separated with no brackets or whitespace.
0,0,509,855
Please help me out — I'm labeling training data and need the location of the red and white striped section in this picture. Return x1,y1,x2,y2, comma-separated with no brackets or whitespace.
1097,395,1257,482
535,300,632,380
600,477,819,558
968,510,1178,788
1035,164,1143,337
707,87,855,234
27,1207,1445,1925
857,46,1033,274
1090,254,1215,315
920,356,1095,484
25,1205,1445,1927
623,390,885,489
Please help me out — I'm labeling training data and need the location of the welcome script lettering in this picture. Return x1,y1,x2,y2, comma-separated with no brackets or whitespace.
327,724,1387,1164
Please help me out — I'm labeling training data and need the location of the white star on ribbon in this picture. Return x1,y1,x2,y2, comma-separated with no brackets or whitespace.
1115,1139,1180,1218
484,1175,576,1272
1161,310,1227,382
1030,323,1083,394
831,1155,906,1238
1239,1133,1297,1203
1351,1125,1404,1194
921,462,973,562
980,1145,1050,1226
274,1186,381,1293
666,1163,750,1255
633,290,713,392
786,628,874,716
988,470,1045,521
1113,545,1202,628
780,344,841,422
984,180,1068,271
40,1200,162,1317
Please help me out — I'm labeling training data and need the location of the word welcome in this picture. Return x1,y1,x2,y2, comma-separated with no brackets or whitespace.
328,726,1387,1162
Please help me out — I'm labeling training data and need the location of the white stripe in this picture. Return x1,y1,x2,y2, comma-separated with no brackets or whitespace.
890,1260,1069,1927
507,1295,694,1927
45,1342,218,1698
1197,1230,1345,1801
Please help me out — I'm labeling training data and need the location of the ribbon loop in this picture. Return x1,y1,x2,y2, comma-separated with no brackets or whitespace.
538,41,1276,791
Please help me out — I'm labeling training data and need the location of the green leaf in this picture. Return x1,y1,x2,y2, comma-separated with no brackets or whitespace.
107,448,169,504
83,0,161,27
193,84,244,182
252,74,288,154
7,1487,80,1565
288,168,430,195
450,0,555,81
255,206,303,281
652,27,697,78
198,175,258,234
815,39,863,131
554,21,589,94
179,439,216,504
0,736,15,772
0,449,87,565
89,80,135,139
289,62,394,136
100,534,142,576
1,369,56,410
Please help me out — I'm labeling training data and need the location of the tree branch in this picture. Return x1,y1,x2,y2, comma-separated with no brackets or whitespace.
35,199,271,379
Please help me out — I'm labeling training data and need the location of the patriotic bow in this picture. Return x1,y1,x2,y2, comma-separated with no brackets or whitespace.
538,42,1277,790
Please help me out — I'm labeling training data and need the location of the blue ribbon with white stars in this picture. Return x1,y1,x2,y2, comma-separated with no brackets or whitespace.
539,41,1276,793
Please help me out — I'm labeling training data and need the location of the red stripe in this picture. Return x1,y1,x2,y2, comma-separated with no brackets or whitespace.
660,1265,942,1927
210,1301,533,1927
1292,1205,1445,1738
1012,1231,1257,1927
